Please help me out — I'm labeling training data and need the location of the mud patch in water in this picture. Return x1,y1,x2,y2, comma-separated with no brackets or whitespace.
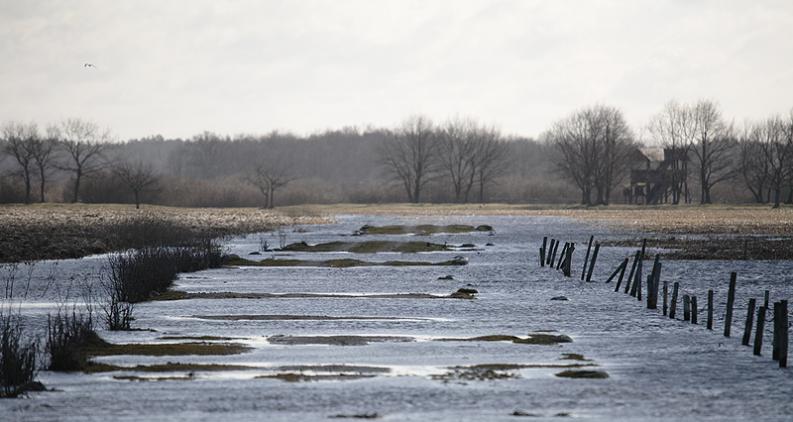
267,335,415,346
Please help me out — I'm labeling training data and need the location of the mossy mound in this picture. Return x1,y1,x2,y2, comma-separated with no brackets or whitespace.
280,240,449,253
554,370,609,379
225,255,467,268
355,224,492,236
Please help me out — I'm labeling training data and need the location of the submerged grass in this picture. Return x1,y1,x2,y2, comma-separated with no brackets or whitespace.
280,240,450,253
554,370,609,379
436,333,573,345
225,255,468,267
355,224,493,235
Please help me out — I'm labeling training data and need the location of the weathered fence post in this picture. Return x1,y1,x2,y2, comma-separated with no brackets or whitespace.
556,243,568,270
647,258,661,310
581,235,593,280
707,289,714,330
615,258,628,291
562,243,575,277
546,239,555,266
631,254,643,298
754,306,766,356
585,243,600,282
780,300,789,368
550,239,560,267
724,272,737,338
691,296,698,324
625,251,639,294
662,280,669,316
540,236,548,267
670,282,679,319
742,298,756,346
606,259,627,284
683,295,691,321
773,301,781,360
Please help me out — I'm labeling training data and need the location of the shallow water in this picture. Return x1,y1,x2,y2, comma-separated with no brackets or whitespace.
2,214,792,421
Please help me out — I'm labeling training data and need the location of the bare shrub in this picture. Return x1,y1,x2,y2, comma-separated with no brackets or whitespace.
46,308,101,371
0,313,38,397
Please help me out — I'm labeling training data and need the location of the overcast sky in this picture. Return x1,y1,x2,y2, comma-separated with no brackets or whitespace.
2,0,792,140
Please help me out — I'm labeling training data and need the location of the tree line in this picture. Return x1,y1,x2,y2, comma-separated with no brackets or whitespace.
1,100,792,207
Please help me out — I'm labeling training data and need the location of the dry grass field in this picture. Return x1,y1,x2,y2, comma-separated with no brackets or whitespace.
290,203,793,235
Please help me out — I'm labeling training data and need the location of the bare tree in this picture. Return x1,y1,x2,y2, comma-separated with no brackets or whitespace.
30,126,59,202
438,118,478,202
58,119,110,203
380,116,439,203
472,125,508,203
738,123,772,203
647,101,696,204
114,160,159,209
245,158,293,208
547,105,634,205
1,122,38,203
690,100,735,204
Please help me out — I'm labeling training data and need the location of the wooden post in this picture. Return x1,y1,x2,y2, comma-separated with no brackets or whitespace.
753,306,766,356
546,239,555,266
670,282,679,319
625,251,639,294
562,243,575,277
631,254,643,298
606,259,627,284
780,300,789,368
707,290,714,330
691,296,698,324
662,280,668,316
773,301,781,360
613,258,628,290
581,235,593,280
549,239,559,267
540,236,547,267
647,259,661,309
724,272,737,338
585,243,600,282
742,299,756,346
683,295,691,321
556,243,568,270
764,290,769,309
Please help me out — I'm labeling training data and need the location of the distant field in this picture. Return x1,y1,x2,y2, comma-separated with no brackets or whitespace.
287,203,793,235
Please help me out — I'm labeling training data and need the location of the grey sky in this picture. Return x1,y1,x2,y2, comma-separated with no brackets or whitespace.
2,0,792,140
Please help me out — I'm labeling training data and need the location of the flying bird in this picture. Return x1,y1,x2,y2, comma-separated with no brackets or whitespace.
84,63,96,68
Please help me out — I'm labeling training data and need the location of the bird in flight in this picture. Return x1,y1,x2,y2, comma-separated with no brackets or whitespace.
84,63,96,68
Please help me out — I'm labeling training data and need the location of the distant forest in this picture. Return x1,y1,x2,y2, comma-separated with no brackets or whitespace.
2,100,792,208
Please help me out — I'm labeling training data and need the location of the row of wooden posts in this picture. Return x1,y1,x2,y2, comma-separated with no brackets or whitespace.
538,235,790,369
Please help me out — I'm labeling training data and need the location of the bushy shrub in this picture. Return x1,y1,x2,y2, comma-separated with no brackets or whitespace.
0,313,37,398
46,309,102,371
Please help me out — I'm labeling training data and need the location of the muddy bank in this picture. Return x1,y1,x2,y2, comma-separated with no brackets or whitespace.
604,235,793,260
190,314,430,322
154,290,475,301
87,341,252,357
0,203,328,263
354,224,493,236
225,255,468,267
267,335,415,346
435,333,573,345
280,240,451,253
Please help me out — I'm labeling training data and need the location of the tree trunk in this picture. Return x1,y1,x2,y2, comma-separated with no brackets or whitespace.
72,168,82,203
23,172,31,204
134,190,140,209
39,166,46,202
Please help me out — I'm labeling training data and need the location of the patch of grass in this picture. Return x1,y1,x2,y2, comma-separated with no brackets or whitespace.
554,370,609,379
255,373,376,382
355,224,492,236
436,333,572,345
46,309,103,371
225,255,467,267
113,374,194,382
86,342,251,357
560,353,589,361
0,313,38,398
84,362,259,373
280,240,449,253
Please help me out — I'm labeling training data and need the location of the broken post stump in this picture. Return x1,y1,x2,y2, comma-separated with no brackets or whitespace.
724,272,737,338
742,298,756,346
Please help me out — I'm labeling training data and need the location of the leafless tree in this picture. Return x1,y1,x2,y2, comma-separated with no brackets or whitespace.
245,158,293,208
472,125,508,203
738,123,772,203
1,122,38,203
690,100,735,204
30,126,60,202
114,160,159,209
380,116,439,203
58,119,110,203
547,105,634,205
438,117,478,202
647,101,696,204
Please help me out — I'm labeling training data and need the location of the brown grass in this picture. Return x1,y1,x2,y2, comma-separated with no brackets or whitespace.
287,203,793,235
